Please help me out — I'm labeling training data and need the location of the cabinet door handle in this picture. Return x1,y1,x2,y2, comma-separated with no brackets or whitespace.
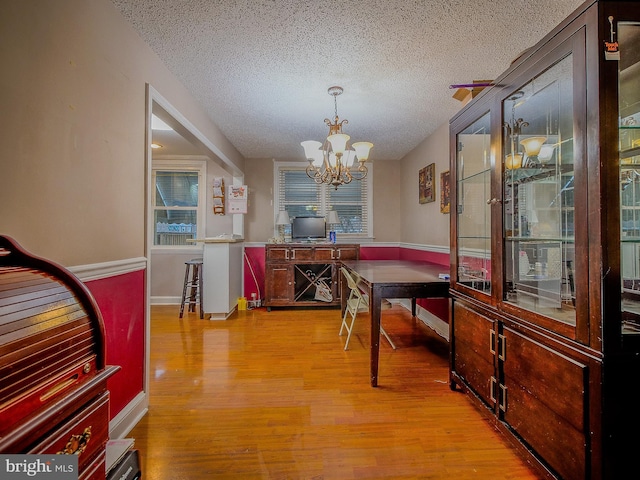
489,376,497,405
498,334,506,361
499,383,507,412
337,249,341,259
58,426,92,455
489,330,496,355
486,198,502,205
285,250,289,260
290,250,295,260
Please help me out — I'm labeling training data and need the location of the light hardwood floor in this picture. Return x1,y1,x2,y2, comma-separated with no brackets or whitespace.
129,304,542,479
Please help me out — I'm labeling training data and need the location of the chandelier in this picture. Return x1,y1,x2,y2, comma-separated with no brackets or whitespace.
301,86,373,189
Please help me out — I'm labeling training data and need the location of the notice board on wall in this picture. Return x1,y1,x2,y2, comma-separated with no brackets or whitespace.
228,185,248,214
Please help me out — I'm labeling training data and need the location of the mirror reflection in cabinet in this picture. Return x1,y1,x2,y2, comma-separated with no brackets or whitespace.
502,54,576,326
619,22,640,334
456,112,492,294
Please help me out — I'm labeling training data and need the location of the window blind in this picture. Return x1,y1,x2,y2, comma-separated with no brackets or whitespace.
153,167,203,246
276,164,371,237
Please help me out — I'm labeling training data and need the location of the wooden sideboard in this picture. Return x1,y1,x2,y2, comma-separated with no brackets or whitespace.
264,243,359,310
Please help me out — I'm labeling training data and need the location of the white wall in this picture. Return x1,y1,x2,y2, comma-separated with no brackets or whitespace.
243,158,278,243
0,0,244,266
400,122,451,247
242,158,404,244
0,0,451,263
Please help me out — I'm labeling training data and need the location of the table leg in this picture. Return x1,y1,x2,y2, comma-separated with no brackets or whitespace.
370,285,382,387
340,270,348,317
411,297,417,316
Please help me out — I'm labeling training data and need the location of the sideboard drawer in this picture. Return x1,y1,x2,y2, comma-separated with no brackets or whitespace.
80,449,107,480
29,391,110,474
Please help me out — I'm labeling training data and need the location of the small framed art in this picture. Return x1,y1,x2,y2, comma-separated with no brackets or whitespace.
419,163,435,204
440,170,451,213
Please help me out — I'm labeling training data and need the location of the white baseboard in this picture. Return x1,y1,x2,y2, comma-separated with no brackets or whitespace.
395,299,449,341
151,296,181,305
109,391,148,440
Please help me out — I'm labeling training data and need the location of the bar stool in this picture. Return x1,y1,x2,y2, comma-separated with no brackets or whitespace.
179,258,203,319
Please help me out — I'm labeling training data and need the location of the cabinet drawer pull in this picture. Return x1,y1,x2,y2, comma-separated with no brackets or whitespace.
489,330,496,354
57,426,91,455
499,384,507,412
498,334,506,361
489,376,497,405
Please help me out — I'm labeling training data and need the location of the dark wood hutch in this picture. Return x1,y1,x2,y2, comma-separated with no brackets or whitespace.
449,1,640,478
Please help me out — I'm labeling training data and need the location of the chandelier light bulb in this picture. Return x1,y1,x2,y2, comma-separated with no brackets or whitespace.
520,136,547,157
328,134,350,155
538,144,555,164
352,142,373,162
505,153,523,170
310,149,324,166
343,149,356,167
301,140,323,160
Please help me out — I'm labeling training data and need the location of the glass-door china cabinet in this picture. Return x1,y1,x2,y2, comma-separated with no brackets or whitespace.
449,2,640,479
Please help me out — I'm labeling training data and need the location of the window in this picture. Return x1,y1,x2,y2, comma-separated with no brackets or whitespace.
152,159,206,247
274,162,373,238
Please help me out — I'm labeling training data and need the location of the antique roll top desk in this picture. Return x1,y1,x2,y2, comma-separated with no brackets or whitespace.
0,235,120,479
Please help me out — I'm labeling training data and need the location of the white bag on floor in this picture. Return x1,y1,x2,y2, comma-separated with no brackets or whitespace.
314,279,333,302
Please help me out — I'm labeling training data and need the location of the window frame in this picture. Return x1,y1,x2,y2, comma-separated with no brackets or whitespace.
151,158,207,250
273,161,373,241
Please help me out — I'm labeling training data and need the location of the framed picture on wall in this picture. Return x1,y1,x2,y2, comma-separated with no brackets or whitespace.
419,163,435,204
440,170,451,213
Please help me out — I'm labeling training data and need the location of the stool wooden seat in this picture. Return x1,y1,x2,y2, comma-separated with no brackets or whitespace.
179,258,203,319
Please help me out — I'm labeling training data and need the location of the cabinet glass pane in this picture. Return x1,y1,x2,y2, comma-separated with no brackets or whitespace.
456,113,491,293
619,22,640,335
503,54,576,326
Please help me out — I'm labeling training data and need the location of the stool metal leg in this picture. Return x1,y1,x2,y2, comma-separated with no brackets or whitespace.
179,263,191,318
198,263,204,319
188,264,198,313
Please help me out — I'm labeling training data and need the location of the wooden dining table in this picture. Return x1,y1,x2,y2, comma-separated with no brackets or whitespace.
341,260,450,387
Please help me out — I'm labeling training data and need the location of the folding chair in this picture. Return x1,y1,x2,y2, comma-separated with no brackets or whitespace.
339,267,396,351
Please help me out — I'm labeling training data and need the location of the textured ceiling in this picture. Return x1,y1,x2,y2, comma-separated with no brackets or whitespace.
111,0,586,161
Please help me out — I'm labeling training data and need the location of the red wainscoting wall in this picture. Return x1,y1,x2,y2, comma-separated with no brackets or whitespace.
85,270,146,419
244,247,267,302
243,244,450,323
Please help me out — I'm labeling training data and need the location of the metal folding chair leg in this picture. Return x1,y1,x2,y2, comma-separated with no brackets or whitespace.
339,305,357,351
380,326,396,350
340,267,396,350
